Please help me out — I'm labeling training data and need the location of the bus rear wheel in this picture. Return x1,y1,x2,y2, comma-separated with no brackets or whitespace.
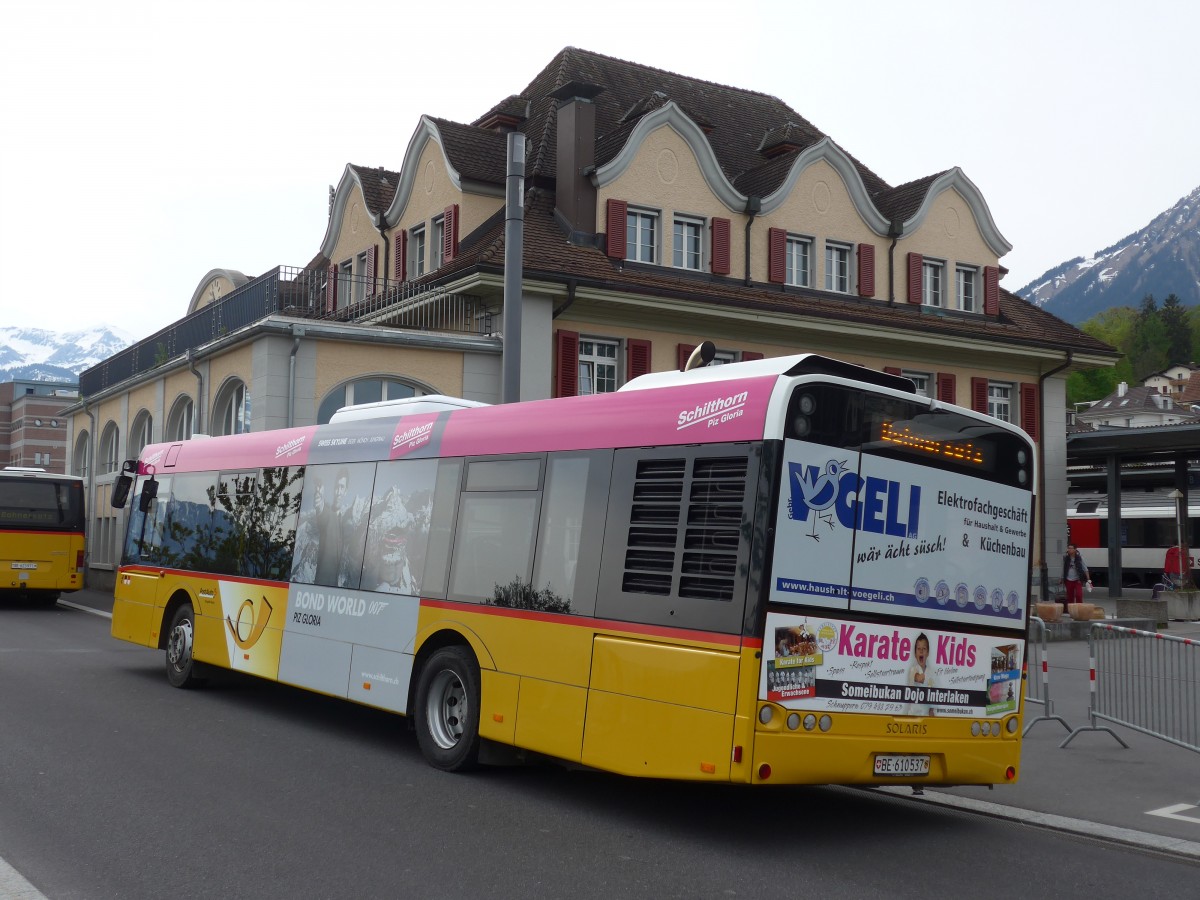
165,604,203,689
414,646,481,772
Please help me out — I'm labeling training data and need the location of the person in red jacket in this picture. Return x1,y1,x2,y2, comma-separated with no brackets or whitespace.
1062,543,1090,606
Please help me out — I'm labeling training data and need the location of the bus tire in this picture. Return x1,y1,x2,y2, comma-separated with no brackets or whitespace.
165,604,203,689
414,646,481,772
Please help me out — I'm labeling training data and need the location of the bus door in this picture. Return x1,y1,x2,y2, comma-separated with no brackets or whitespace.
114,472,172,646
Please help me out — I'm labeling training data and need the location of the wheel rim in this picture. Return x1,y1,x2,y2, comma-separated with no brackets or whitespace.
425,668,467,750
167,617,193,674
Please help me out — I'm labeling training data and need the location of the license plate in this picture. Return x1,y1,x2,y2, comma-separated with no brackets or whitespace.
874,754,930,776
10,562,37,570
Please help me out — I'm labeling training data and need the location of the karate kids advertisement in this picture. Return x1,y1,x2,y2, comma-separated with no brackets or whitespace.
763,612,1022,718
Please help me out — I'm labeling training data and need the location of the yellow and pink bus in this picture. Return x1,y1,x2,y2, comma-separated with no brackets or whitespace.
1,467,86,606
110,353,1034,785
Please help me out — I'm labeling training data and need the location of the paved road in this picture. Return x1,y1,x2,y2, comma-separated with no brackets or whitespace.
0,589,1194,899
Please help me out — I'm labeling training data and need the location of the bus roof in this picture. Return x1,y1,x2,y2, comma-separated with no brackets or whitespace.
0,467,83,483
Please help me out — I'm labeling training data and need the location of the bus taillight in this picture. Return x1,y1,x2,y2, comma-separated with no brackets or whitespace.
758,764,772,781
1005,766,1016,781
75,550,84,572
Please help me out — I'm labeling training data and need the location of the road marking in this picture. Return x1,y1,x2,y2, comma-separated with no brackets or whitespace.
0,855,49,899
872,786,1200,861
59,598,112,619
1148,804,1200,824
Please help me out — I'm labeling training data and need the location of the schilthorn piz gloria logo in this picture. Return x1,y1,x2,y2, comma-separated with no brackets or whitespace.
788,459,921,541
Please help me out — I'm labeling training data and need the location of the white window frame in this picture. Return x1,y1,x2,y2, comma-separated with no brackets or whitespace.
626,207,658,264
337,260,353,309
167,396,194,442
577,337,619,396
432,216,445,271
410,225,427,278
786,235,812,287
956,265,978,313
100,423,120,475
130,411,154,458
672,215,704,271
923,259,945,307
825,241,851,293
988,381,1012,423
216,381,249,436
902,370,932,398
73,432,90,479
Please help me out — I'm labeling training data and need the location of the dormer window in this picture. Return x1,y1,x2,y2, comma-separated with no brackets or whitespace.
672,215,703,271
626,207,658,263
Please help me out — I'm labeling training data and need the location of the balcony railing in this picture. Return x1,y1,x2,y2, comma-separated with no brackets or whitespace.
80,266,495,396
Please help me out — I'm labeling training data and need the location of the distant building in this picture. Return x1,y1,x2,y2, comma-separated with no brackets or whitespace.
1076,381,1200,429
0,380,79,474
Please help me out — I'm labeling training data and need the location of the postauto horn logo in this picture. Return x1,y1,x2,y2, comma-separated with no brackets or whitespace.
788,459,921,540
226,595,274,649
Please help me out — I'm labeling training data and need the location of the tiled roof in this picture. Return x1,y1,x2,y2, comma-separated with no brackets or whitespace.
1079,385,1200,420
514,47,892,194
427,118,510,186
348,164,400,218
874,173,949,225
430,189,1116,357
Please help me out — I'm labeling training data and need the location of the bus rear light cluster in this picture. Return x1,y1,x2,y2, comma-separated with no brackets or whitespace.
1005,717,1019,734
970,721,1002,737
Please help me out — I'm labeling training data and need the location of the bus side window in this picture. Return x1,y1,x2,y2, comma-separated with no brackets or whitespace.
447,456,543,606
360,459,439,596
530,450,613,618
422,460,463,598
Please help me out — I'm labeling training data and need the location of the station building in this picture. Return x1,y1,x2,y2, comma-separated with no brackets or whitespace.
64,46,1118,595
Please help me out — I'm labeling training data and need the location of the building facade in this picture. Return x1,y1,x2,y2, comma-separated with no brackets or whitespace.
66,47,1118,595
1,380,78,474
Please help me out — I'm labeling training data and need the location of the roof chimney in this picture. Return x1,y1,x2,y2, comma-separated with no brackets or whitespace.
550,81,604,240
1117,381,1127,397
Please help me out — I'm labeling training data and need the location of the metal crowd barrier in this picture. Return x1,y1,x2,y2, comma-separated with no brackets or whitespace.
1022,616,1071,736
1061,623,1200,753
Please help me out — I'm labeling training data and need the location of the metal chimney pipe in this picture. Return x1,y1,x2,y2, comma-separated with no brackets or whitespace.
502,132,526,404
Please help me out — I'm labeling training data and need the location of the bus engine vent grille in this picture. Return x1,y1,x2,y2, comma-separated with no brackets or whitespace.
622,454,749,601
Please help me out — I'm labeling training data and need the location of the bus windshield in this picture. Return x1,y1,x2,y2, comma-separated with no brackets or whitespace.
0,475,85,532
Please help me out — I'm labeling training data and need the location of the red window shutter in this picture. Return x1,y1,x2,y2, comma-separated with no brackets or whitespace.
936,372,956,404
606,199,628,259
365,244,377,297
907,252,923,304
1020,382,1040,441
971,377,989,414
394,232,407,281
325,263,337,313
677,343,697,371
857,243,875,297
711,217,731,275
627,338,652,381
554,330,580,398
443,204,459,263
984,265,1000,315
741,351,764,362
768,227,786,284
884,366,901,376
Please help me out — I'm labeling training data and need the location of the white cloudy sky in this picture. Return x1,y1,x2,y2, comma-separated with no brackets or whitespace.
2,0,1196,340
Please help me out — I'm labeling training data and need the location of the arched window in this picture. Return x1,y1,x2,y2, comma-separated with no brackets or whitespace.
99,422,120,475
213,379,249,436
317,377,427,424
166,395,195,442
130,410,154,458
73,431,91,479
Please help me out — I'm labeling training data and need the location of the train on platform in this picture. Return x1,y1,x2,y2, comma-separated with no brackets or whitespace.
1067,489,1200,588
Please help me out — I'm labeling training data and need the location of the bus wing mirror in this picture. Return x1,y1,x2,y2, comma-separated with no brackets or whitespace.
138,478,159,512
110,460,139,509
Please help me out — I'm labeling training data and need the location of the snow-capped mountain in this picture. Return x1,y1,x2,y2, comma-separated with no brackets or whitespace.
0,326,135,382
1017,185,1200,325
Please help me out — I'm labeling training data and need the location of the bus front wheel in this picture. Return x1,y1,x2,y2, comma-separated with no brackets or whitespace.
414,646,481,772
165,604,203,689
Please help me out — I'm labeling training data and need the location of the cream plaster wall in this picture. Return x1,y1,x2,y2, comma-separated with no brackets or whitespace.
385,140,503,272
313,342,464,404
900,187,997,308
756,158,884,293
326,190,383,271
